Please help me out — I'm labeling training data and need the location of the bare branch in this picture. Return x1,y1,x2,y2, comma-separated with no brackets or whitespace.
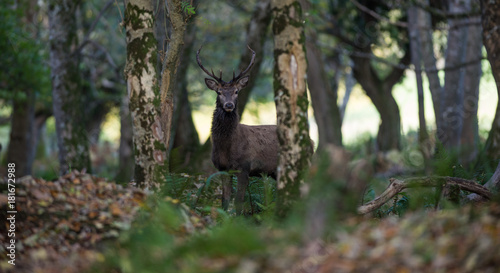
75,0,115,54
358,176,491,214
350,0,407,28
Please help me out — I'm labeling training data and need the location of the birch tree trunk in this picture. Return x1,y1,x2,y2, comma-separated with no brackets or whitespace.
48,0,91,175
124,0,168,189
271,0,313,218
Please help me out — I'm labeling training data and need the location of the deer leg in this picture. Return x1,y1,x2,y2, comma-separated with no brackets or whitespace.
235,171,249,215
221,174,232,211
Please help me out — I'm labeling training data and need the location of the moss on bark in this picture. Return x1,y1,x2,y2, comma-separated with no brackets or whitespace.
271,0,312,218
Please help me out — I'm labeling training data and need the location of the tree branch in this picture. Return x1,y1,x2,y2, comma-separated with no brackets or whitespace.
75,0,115,54
358,176,491,214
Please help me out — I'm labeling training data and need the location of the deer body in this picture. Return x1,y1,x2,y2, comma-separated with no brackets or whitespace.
198,46,278,214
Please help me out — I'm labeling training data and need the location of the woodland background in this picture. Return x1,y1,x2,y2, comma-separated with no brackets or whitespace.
1,0,500,272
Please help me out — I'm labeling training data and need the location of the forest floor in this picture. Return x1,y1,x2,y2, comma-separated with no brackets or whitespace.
1,171,500,273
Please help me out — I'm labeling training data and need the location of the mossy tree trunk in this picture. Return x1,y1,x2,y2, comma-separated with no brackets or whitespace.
48,0,91,175
159,0,188,169
481,0,500,162
170,11,201,172
271,0,313,218
124,0,168,189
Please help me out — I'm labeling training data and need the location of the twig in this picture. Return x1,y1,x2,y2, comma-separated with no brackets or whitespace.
350,0,407,28
358,176,491,214
348,0,481,31
75,0,115,54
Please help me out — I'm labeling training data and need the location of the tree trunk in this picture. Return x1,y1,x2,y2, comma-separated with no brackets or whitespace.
439,0,469,150
115,94,134,183
48,0,91,175
418,0,443,130
124,0,169,189
460,11,482,164
340,59,355,121
351,50,408,151
236,0,272,118
271,0,313,218
306,35,343,149
376,94,402,151
483,162,500,192
408,5,431,172
7,90,35,177
159,0,186,161
170,13,201,172
481,0,500,162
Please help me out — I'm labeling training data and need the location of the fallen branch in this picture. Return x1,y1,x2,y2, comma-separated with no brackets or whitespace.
358,176,491,214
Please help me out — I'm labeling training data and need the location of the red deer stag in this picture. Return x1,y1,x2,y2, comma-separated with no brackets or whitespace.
197,46,278,214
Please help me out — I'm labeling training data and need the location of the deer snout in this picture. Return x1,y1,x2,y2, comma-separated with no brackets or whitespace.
223,102,235,112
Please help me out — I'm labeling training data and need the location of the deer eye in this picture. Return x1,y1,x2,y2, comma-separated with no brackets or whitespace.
235,90,239,95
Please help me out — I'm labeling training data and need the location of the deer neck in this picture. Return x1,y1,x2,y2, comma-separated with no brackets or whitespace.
211,103,240,141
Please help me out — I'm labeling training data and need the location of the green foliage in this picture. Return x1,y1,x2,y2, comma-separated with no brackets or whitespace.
0,2,50,102
377,192,410,217
181,1,196,15
94,196,268,273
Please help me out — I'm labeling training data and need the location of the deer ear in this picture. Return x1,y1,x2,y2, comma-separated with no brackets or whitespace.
236,76,249,89
205,78,219,91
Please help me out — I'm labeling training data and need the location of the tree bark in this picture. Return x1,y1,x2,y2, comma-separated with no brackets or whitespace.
418,0,443,130
271,0,313,218
7,90,35,177
124,0,169,189
306,26,343,149
170,11,201,171
481,0,500,161
408,5,431,173
351,49,409,151
48,0,91,175
159,0,186,161
115,94,134,183
439,0,470,150
459,11,482,164
483,162,500,192
358,176,491,214
236,0,272,119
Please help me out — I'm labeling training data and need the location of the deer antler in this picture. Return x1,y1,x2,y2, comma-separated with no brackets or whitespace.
197,46,224,83
232,45,256,83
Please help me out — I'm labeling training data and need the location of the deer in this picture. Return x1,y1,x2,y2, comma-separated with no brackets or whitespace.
197,45,278,215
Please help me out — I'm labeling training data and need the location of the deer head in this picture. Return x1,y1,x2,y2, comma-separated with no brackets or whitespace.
197,45,256,112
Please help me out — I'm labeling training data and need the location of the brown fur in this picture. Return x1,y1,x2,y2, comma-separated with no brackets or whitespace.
208,78,278,214
198,46,278,214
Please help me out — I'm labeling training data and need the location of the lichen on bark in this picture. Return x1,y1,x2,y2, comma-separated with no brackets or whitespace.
124,0,169,189
271,0,313,218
